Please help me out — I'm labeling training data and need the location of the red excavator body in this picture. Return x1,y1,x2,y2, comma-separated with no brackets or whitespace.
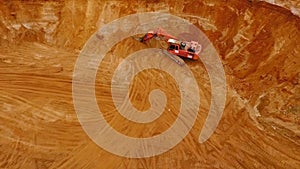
166,39,200,61
139,28,202,63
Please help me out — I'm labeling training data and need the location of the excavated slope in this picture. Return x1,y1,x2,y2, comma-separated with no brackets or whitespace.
0,0,299,168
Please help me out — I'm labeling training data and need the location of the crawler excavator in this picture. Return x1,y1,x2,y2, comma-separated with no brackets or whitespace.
134,28,202,66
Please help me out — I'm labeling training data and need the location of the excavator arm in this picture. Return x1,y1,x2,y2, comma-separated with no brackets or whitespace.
140,28,177,43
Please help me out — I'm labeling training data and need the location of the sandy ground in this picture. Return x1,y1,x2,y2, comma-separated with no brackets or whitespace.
0,0,300,168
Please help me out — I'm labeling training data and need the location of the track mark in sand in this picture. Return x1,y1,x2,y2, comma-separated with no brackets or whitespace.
0,73,71,98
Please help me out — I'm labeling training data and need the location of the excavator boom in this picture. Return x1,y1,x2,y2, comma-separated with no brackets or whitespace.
140,28,177,43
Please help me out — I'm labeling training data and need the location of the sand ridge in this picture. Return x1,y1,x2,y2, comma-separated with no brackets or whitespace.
0,0,299,168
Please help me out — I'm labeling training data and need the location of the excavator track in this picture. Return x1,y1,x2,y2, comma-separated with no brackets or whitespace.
132,32,185,66
162,49,185,66
132,36,142,42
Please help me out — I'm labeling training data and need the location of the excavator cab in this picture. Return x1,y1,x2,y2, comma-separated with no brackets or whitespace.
168,44,180,54
168,44,175,50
